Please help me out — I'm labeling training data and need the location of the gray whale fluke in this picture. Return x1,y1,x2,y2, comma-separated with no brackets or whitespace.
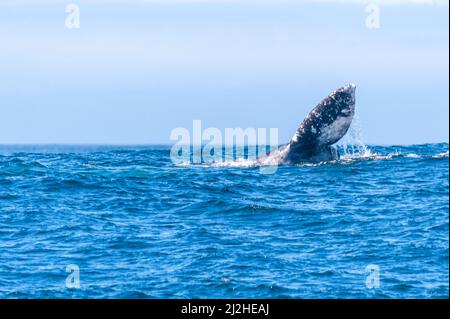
279,84,356,163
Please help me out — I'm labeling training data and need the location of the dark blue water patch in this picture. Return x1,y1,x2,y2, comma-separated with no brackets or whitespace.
0,143,448,298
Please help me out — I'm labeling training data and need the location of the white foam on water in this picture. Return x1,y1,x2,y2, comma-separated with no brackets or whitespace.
405,153,421,158
433,151,449,158
211,157,257,168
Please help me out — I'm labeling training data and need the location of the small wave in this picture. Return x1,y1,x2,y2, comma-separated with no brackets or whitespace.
405,153,421,158
211,158,258,168
433,151,449,158
339,148,376,161
340,151,425,163
173,158,258,169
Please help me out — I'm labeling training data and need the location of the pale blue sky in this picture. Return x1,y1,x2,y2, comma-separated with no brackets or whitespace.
0,0,448,145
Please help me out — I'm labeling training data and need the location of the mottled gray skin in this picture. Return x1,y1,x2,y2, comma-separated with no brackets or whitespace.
281,84,356,163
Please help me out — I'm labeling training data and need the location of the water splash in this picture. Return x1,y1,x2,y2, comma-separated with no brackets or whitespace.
335,115,372,159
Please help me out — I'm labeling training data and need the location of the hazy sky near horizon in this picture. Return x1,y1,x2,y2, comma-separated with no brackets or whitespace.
0,0,448,145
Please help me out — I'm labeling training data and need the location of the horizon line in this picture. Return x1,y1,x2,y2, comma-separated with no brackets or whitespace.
0,142,448,147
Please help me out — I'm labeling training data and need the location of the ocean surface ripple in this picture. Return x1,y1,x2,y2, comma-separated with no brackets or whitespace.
0,143,448,298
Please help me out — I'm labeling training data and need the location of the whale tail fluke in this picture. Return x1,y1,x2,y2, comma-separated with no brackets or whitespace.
283,84,356,163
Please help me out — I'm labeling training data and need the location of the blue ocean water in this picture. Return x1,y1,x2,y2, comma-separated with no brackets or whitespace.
0,143,448,299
